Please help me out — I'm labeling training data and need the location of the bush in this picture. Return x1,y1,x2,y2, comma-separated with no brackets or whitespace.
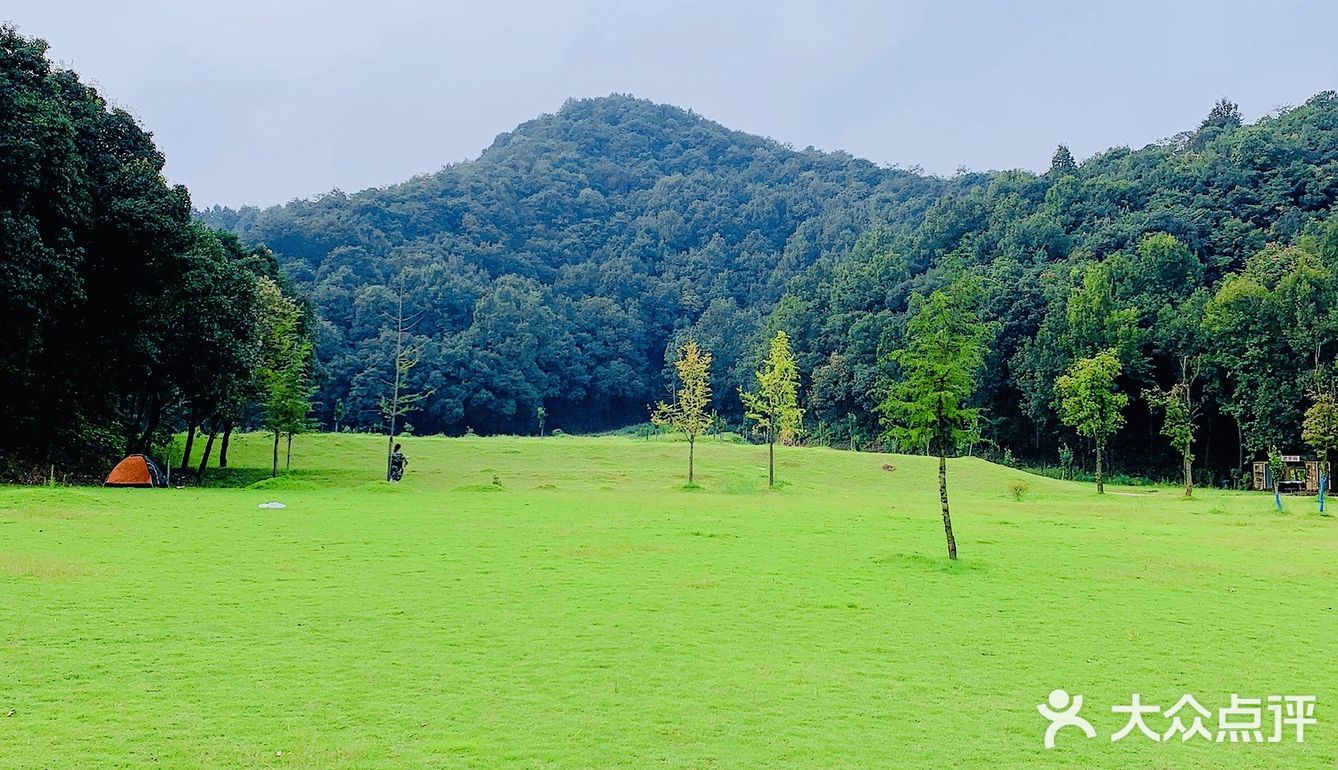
550,428,566,437
1008,480,1029,501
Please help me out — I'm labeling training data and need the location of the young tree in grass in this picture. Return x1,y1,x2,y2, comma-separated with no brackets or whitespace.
256,278,311,477
1146,382,1196,497
381,285,434,481
879,282,990,560
740,330,803,488
1055,348,1127,494
1303,391,1338,497
1146,355,1200,497
651,340,713,485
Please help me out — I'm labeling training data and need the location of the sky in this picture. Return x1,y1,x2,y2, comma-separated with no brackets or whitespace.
7,1,1335,208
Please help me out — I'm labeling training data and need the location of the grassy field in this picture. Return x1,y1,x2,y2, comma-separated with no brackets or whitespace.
1,433,1334,769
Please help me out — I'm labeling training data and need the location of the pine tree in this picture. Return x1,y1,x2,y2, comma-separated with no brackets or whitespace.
1049,144,1077,176
880,280,990,560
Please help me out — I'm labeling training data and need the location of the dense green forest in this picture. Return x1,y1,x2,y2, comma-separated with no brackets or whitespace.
0,27,313,480
200,97,956,437
202,92,1338,482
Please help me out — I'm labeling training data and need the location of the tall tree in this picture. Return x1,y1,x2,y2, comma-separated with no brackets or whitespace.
1146,379,1198,497
740,330,803,488
256,278,311,478
879,281,990,560
381,285,433,481
1049,144,1077,176
1302,391,1338,492
651,341,713,485
1055,349,1128,494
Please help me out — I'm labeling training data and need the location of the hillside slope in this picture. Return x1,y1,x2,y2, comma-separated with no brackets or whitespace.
199,95,956,433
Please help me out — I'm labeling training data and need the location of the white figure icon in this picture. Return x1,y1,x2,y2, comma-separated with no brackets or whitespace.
1038,689,1097,749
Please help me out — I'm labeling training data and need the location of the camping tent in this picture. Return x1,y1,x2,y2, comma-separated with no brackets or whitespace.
104,454,167,487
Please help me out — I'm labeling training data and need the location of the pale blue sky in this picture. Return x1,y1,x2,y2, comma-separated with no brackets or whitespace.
7,0,1335,207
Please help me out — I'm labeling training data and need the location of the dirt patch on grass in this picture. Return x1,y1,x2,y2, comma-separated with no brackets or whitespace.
0,553,87,579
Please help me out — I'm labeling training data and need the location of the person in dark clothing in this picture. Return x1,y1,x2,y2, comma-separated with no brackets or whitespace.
389,443,407,482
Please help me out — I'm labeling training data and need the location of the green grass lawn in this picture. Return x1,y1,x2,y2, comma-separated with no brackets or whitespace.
1,433,1334,769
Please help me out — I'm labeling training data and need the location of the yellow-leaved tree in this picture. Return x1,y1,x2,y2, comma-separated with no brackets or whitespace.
651,341,713,485
741,330,803,488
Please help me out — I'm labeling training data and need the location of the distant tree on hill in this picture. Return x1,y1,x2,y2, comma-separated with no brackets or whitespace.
879,278,990,560
1056,349,1127,494
1049,144,1077,176
741,330,803,488
651,341,713,485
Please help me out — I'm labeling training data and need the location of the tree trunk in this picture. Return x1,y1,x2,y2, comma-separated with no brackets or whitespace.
386,432,395,482
770,433,781,487
1236,420,1244,482
1095,443,1104,494
271,430,280,478
939,452,957,560
197,423,217,485
1183,452,1193,498
286,432,293,469
180,416,198,471
219,422,233,468
688,436,695,484
136,397,164,454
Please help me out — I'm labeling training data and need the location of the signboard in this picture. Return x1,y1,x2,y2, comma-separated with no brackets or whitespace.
1282,455,1301,463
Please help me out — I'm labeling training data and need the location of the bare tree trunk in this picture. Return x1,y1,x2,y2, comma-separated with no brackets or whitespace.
688,436,695,484
386,295,403,482
1236,420,1244,481
180,413,198,471
1183,452,1193,498
286,432,293,469
197,421,217,485
939,452,957,560
1096,444,1105,494
219,421,233,468
271,430,280,478
136,396,164,454
768,420,775,488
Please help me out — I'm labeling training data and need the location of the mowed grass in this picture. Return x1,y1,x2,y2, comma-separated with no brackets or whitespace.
1,433,1335,769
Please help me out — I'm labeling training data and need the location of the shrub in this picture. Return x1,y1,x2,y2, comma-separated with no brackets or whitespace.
1008,480,1029,501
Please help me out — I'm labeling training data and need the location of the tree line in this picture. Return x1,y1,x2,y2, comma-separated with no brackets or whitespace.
0,27,313,481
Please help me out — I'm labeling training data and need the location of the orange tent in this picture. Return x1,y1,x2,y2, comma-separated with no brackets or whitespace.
104,454,166,487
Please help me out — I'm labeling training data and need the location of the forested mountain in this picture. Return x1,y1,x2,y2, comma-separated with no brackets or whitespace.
199,96,958,434
205,93,1338,481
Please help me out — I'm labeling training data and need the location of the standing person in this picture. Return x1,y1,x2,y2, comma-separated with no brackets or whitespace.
389,443,408,483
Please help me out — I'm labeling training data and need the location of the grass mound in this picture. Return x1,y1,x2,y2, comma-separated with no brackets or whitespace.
246,475,321,491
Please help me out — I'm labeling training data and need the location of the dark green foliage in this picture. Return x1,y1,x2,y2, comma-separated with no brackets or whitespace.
0,27,309,479
200,95,949,434
772,93,1338,478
